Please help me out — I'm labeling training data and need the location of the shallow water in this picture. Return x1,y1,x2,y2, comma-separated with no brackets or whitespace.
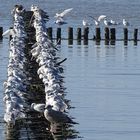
1,0,140,139
60,41,140,140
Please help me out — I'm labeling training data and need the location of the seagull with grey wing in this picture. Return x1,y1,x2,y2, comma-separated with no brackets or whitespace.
89,15,107,26
54,8,73,25
44,105,78,124
54,8,73,19
123,19,130,27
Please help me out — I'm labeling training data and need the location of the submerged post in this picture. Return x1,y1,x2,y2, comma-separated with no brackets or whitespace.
68,27,73,45
57,28,61,44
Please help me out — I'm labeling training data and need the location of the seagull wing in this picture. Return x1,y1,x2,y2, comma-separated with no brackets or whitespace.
2,29,10,36
60,8,73,17
98,15,107,21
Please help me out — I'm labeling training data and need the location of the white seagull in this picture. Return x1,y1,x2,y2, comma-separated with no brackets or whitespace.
104,19,112,26
44,105,77,124
54,8,73,19
82,19,91,27
123,19,129,27
31,103,45,113
89,15,107,26
55,17,67,26
2,28,16,37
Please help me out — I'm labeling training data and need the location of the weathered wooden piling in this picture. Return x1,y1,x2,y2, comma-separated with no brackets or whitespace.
0,27,3,39
110,28,116,40
95,28,101,41
104,27,110,40
77,28,81,45
134,28,138,40
83,27,89,45
110,28,116,45
124,28,128,41
68,27,73,45
56,28,61,44
134,28,138,45
47,27,53,40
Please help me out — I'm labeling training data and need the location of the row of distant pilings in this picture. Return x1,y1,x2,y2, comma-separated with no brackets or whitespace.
0,26,139,45
47,27,139,45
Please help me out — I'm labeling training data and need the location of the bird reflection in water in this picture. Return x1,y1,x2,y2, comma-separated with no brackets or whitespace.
4,111,79,140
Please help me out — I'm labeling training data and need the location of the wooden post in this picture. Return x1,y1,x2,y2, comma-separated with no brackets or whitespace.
124,28,128,41
0,27,3,40
95,27,101,41
83,27,89,45
47,27,53,40
124,28,128,46
110,28,116,40
110,28,116,45
77,28,81,45
56,28,61,44
68,27,73,45
104,27,110,40
134,28,138,45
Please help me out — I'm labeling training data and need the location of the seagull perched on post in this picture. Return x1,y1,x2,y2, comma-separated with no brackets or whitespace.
89,15,107,26
82,19,91,27
103,18,112,26
123,19,129,27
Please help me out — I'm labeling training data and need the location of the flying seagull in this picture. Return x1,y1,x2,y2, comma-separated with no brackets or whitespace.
54,8,73,19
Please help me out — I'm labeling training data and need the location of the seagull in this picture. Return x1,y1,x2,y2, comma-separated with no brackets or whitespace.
89,15,107,26
123,19,129,27
104,19,112,26
55,17,67,26
44,105,77,124
46,95,68,112
31,103,45,113
110,19,119,25
54,8,73,19
82,19,91,27
2,28,16,37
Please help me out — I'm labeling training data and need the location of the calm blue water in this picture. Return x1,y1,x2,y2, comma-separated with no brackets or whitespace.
1,0,140,139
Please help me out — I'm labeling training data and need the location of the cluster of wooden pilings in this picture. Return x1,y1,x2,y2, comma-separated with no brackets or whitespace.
47,27,139,45
1,25,139,45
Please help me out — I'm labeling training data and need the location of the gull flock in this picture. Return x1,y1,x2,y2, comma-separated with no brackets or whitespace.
3,5,76,126
3,4,130,126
